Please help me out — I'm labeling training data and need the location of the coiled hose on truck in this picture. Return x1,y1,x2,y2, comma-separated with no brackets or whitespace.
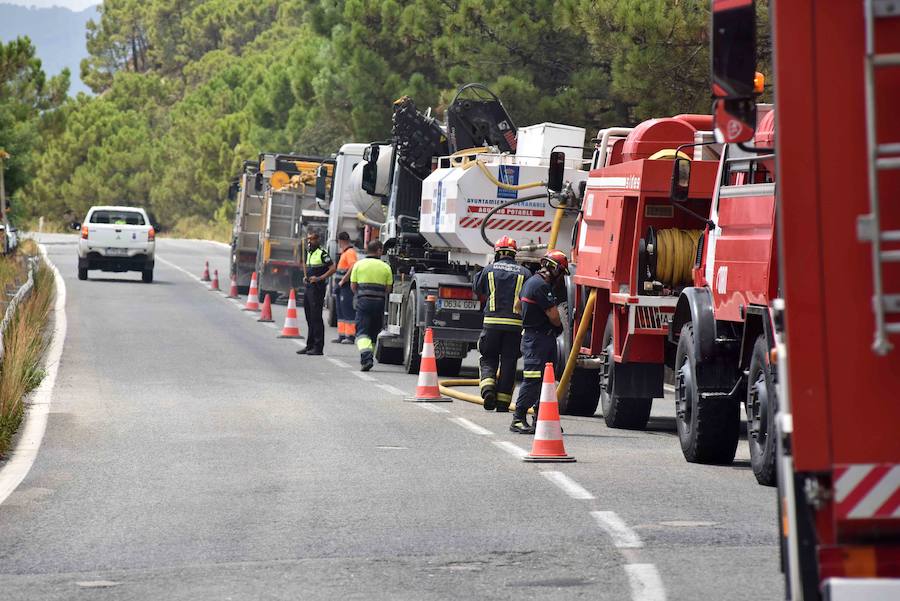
650,228,703,288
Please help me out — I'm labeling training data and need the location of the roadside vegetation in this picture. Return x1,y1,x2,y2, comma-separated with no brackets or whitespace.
0,240,54,457
5,1,771,234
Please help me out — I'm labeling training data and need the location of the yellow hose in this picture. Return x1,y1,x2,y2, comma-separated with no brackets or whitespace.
439,379,534,414
655,228,702,287
556,289,597,401
548,196,567,251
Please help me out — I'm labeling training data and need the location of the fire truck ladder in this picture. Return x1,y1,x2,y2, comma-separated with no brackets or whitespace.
859,0,900,354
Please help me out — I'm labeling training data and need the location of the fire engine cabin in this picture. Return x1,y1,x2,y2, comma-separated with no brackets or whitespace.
566,115,719,427
712,1,900,599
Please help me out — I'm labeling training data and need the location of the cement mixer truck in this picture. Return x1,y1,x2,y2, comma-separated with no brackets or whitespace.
351,86,587,376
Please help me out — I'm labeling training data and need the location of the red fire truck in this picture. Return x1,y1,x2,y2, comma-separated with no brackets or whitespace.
549,116,721,426
666,106,779,485
712,0,900,598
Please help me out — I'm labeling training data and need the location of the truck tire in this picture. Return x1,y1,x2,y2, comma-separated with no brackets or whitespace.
142,268,153,283
436,357,463,377
674,323,739,464
561,367,601,416
403,290,422,374
78,267,88,281
747,334,777,486
600,314,652,429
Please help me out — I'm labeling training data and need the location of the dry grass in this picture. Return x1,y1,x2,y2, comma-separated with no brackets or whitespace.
164,216,231,243
0,247,54,457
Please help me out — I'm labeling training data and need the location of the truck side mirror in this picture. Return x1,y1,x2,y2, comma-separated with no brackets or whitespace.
254,172,263,192
70,221,81,231
711,0,758,143
363,144,379,163
227,181,238,201
361,162,378,195
670,157,691,202
547,151,565,193
315,164,330,203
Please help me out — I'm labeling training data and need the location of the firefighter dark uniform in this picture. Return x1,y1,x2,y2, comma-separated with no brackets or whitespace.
473,256,531,411
515,272,561,431
351,257,393,370
303,245,333,354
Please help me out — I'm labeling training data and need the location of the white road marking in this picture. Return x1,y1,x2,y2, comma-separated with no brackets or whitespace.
591,511,643,548
449,417,493,436
0,245,67,505
156,256,203,283
540,471,595,500
376,384,407,396
624,564,666,601
350,371,376,382
417,403,450,414
493,440,528,458
659,520,717,527
326,357,350,368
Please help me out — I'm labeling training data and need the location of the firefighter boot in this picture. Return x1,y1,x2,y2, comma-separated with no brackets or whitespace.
482,389,497,411
360,350,374,372
495,392,512,413
509,414,534,435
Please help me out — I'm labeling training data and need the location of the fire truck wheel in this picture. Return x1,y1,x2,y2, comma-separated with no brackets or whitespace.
600,314,652,429
747,335,777,486
562,367,601,416
403,291,422,374
436,358,463,377
675,323,740,464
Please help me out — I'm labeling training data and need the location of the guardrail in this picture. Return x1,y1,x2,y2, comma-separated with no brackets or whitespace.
0,255,38,361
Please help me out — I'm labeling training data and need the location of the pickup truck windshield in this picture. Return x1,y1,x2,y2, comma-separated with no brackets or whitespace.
90,210,146,225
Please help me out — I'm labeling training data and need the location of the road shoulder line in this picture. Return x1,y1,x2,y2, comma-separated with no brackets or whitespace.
0,244,68,505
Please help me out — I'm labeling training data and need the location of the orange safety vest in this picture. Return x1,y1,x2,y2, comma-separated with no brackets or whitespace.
337,247,358,274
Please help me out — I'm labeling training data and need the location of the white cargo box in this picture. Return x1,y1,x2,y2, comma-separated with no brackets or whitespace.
515,122,587,168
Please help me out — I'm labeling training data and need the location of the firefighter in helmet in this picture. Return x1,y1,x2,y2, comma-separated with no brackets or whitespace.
473,236,532,412
511,249,569,434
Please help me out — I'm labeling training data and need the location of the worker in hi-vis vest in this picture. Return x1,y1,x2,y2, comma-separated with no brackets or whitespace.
297,230,334,356
333,232,358,344
473,236,532,412
349,240,393,372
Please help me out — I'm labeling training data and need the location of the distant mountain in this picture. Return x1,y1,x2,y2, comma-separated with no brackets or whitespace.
0,3,100,96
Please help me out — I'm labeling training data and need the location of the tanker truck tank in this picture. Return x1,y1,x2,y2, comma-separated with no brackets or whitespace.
419,122,588,265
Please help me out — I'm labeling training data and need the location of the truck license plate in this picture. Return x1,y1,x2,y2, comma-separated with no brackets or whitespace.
438,299,480,311
106,248,129,256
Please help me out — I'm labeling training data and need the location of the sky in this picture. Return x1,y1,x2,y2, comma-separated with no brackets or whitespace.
2,0,98,10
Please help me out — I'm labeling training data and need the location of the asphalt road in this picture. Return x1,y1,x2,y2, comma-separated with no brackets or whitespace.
0,235,783,600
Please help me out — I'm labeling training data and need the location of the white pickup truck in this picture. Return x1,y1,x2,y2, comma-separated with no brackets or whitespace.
76,206,156,283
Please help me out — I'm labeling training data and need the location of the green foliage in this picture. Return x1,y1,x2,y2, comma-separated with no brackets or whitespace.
20,0,763,230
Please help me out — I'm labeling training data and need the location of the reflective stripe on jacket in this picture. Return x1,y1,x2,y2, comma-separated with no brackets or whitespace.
474,258,532,331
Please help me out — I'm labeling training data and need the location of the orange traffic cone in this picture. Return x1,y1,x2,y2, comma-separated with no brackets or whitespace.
258,293,274,322
278,289,302,338
201,261,211,282
405,328,451,402
523,363,575,463
209,269,220,291
243,272,260,311
227,274,239,298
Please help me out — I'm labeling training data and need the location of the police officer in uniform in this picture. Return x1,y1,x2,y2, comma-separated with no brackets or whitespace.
350,240,393,371
473,236,531,412
511,249,569,433
297,231,334,355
